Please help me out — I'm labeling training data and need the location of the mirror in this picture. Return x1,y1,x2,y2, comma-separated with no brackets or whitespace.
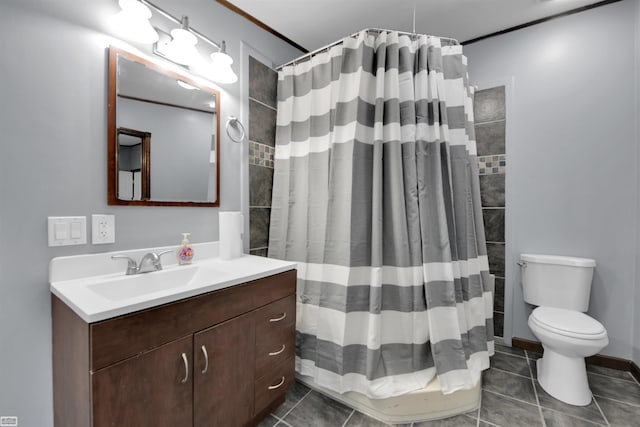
108,47,220,206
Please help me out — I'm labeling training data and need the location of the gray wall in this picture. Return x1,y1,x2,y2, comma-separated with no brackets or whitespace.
635,0,640,368
465,0,638,359
119,98,213,201
0,0,301,425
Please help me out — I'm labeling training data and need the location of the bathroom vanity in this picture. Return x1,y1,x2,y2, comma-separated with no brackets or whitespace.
50,243,296,427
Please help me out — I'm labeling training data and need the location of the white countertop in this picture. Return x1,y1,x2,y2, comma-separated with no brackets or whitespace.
50,242,296,323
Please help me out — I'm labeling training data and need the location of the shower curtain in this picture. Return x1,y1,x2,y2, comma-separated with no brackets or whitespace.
268,30,494,399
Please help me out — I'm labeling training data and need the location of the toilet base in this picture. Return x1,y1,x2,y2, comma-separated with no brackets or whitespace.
537,349,592,406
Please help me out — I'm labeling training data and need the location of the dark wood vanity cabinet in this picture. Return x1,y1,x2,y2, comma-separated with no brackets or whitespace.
193,312,256,426
92,336,194,427
52,269,297,427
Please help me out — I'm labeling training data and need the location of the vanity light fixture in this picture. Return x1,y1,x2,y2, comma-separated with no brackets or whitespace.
155,16,200,66
111,0,159,44
207,41,238,84
111,0,238,84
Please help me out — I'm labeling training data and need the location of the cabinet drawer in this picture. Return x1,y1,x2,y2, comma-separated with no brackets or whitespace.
254,295,296,344
255,327,295,376
254,357,295,416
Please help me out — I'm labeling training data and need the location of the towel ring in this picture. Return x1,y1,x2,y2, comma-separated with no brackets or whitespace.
226,116,246,143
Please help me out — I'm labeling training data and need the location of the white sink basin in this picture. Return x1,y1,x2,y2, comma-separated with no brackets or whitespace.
88,265,198,301
50,242,297,322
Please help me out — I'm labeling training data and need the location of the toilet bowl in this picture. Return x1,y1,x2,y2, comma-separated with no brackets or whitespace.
519,254,608,406
528,306,608,406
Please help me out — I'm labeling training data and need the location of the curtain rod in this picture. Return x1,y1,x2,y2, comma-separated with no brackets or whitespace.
277,28,459,70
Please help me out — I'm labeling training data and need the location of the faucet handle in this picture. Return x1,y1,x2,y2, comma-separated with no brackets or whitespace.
111,255,138,275
157,249,173,258
150,249,174,271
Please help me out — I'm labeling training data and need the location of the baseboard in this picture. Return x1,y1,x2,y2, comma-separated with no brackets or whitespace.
511,337,543,354
585,354,632,371
511,337,634,373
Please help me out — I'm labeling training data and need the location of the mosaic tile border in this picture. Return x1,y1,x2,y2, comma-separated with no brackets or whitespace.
478,154,506,175
249,141,274,168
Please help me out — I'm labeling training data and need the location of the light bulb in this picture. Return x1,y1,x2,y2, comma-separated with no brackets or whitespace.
156,16,199,66
111,0,158,44
205,41,237,84
209,64,238,84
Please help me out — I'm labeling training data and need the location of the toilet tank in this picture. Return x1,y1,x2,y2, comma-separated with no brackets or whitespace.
520,254,596,312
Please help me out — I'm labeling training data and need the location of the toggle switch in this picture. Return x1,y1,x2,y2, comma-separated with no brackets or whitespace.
48,216,87,246
54,222,69,240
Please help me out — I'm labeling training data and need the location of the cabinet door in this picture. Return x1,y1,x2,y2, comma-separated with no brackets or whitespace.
194,312,255,427
92,335,193,427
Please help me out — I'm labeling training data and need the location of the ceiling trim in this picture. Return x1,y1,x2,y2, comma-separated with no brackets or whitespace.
216,0,309,52
462,0,623,45
218,0,622,52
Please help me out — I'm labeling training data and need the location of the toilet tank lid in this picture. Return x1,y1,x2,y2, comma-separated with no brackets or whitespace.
521,254,596,267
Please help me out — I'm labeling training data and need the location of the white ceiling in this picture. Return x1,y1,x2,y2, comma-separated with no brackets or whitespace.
225,0,608,52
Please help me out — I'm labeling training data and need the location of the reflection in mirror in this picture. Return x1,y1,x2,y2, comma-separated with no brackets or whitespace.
117,128,150,201
108,47,220,207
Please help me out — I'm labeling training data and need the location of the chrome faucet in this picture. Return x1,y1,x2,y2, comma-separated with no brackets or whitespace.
111,250,173,275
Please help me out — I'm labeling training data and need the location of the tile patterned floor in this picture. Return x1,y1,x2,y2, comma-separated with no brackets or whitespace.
260,345,640,426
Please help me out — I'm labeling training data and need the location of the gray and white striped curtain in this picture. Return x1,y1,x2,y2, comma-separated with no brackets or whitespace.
269,30,494,399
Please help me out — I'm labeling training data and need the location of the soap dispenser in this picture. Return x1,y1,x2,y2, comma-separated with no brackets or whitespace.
177,233,194,265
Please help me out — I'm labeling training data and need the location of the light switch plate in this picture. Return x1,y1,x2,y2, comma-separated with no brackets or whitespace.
48,216,87,247
92,214,115,244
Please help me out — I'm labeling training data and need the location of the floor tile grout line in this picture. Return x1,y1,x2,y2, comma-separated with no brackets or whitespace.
539,405,608,426
340,409,355,427
592,393,640,408
277,389,313,421
494,348,527,359
592,396,611,427
526,350,547,427
477,419,501,427
269,413,284,422
473,404,481,427
490,365,532,379
274,416,293,427
587,369,639,384
483,389,540,409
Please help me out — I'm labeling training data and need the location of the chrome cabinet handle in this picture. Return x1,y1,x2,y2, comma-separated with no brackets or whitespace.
268,376,285,390
201,345,209,374
268,344,286,357
180,353,189,384
269,313,287,322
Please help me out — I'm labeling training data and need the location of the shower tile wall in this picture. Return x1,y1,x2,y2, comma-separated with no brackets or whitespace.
474,86,506,338
248,56,277,257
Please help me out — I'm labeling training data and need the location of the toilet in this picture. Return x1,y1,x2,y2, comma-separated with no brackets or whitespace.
520,254,608,406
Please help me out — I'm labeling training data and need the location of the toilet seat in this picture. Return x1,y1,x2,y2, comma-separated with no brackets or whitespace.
530,307,606,340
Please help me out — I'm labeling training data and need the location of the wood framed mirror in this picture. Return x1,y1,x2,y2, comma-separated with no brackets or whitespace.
108,46,220,207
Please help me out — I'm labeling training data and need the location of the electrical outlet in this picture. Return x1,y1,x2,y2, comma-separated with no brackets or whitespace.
92,214,115,244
